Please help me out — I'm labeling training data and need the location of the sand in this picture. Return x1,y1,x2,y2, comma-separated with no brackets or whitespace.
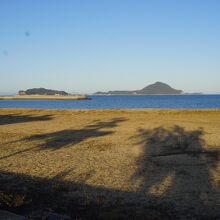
0,108,219,219
0,95,89,100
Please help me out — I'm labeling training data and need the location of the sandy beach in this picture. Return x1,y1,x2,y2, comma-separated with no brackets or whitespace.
0,95,90,100
0,108,219,219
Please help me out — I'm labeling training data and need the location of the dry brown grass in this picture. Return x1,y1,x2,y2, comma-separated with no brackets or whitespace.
0,108,219,219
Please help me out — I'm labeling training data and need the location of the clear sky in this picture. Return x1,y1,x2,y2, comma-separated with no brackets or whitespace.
1,0,220,94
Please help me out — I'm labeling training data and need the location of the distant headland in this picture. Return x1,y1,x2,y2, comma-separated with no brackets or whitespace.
18,88,69,96
94,82,183,95
94,82,203,95
0,88,90,100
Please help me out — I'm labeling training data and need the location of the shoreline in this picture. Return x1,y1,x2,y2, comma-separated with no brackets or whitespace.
0,107,220,112
1,107,220,112
0,95,91,100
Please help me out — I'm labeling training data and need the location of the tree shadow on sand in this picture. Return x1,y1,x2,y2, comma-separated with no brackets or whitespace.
0,117,127,161
131,125,220,217
0,125,220,219
0,114,52,125
0,169,175,220
22,117,127,150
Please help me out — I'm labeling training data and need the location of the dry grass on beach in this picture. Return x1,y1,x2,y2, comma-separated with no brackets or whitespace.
0,108,220,219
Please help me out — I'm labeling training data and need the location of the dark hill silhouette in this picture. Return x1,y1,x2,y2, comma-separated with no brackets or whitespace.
137,82,182,95
94,82,182,95
18,88,69,96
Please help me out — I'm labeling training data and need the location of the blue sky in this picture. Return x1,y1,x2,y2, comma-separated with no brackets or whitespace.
1,0,220,94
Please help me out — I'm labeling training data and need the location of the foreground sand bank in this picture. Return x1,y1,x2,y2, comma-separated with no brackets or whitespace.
0,95,90,100
0,108,219,219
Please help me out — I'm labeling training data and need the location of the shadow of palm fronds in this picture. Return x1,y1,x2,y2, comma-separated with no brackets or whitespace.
22,117,127,150
131,126,220,215
0,114,52,125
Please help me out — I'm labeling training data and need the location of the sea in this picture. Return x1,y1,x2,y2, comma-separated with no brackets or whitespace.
0,95,220,109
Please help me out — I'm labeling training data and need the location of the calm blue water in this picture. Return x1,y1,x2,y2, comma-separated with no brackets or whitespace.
0,95,220,109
